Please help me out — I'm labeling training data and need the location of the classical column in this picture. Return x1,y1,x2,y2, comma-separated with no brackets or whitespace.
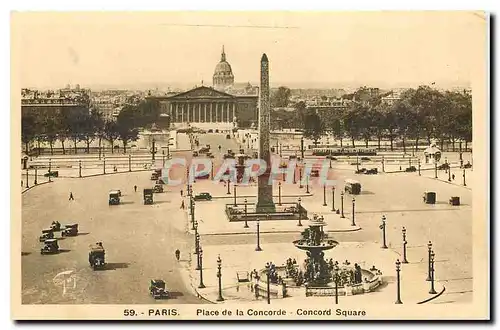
198,103,202,123
226,102,230,122
232,102,236,122
215,103,219,122
181,103,184,122
170,103,174,122
210,103,213,122
204,103,207,122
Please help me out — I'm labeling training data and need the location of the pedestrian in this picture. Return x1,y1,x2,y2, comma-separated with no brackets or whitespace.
134,185,137,192
180,200,185,209
180,190,183,197
175,249,180,261
21,180,23,187
69,192,74,201
452,174,455,180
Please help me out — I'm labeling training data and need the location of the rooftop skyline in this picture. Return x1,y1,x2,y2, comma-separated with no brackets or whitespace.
13,12,484,90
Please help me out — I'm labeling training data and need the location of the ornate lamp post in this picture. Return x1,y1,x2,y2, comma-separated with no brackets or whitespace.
151,139,156,161
331,187,336,212
191,198,196,231
195,235,201,270
300,137,304,160
265,262,271,304
79,160,82,178
356,155,360,172
306,175,310,194
340,191,345,218
402,227,408,263
103,156,106,174
255,218,262,251
128,154,132,172
198,247,206,289
426,241,432,281
194,221,199,253
244,198,249,228
334,263,339,304
278,182,282,206
216,255,224,301
380,215,388,249
48,158,52,173
429,251,437,294
382,155,385,173
299,167,303,188
444,157,448,174
227,179,231,195
233,184,237,206
418,159,421,176
395,259,403,304
297,198,303,227
434,162,438,179
448,166,452,182
323,184,327,206
329,156,332,169
351,198,356,226
463,168,466,186
34,167,38,185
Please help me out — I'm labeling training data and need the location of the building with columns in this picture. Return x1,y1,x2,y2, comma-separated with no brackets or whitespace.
151,86,258,130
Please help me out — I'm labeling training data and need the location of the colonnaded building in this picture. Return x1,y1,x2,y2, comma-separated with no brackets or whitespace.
150,47,259,130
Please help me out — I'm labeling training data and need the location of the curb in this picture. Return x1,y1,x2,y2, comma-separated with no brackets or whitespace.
417,285,446,304
53,169,153,179
195,226,362,236
21,180,52,194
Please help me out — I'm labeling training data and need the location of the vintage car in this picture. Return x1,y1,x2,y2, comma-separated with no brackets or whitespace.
345,179,362,195
253,151,259,159
153,184,164,193
405,166,417,172
150,172,159,181
206,152,214,158
144,188,154,205
199,146,210,154
355,168,367,174
311,169,320,177
437,163,450,170
109,190,121,205
39,228,54,242
223,153,235,159
226,134,231,139
44,170,59,177
149,279,169,299
193,192,212,201
89,242,106,270
156,178,166,185
111,189,122,197
50,221,62,231
192,151,199,157
41,239,59,254
61,224,79,237
365,168,378,175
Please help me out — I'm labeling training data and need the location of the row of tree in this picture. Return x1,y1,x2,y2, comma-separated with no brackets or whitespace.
272,85,472,152
21,98,163,155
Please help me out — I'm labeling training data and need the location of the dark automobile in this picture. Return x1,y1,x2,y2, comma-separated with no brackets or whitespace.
437,163,450,170
109,191,120,205
193,192,212,201
150,172,159,181
345,179,362,195
226,134,231,139
144,188,154,205
311,169,320,177
150,279,169,299
50,221,62,231
355,168,367,174
365,168,378,175
44,171,59,177
89,242,106,270
405,166,417,172
41,239,59,254
153,184,164,193
224,153,235,159
61,224,79,237
39,228,54,242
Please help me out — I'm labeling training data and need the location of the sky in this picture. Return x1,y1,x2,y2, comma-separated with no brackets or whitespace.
12,11,486,90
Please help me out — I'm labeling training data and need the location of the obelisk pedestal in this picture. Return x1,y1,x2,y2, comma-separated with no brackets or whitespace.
256,53,276,213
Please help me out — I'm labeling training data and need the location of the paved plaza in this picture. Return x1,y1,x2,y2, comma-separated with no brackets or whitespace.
20,132,473,306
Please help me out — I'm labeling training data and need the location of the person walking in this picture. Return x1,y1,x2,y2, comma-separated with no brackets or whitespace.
134,185,137,192
452,174,455,181
180,200,185,209
180,189,183,197
69,192,74,201
175,249,181,261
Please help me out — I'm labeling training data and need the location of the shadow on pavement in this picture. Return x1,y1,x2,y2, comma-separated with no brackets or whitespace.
77,232,90,236
167,291,184,299
359,191,375,195
103,262,130,270
118,201,135,205
154,201,171,205
21,252,31,256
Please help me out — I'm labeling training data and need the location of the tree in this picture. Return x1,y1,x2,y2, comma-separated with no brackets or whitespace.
271,86,291,108
116,109,139,153
343,102,365,147
40,113,59,155
81,110,104,153
21,112,37,154
303,112,324,145
56,111,71,155
103,120,120,153
322,110,344,147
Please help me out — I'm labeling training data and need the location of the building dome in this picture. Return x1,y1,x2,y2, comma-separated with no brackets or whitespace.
213,46,234,91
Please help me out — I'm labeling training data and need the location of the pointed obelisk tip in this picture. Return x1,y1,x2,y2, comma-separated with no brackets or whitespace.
261,53,268,62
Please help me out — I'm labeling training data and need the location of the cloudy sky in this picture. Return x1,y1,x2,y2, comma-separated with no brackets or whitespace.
12,11,486,90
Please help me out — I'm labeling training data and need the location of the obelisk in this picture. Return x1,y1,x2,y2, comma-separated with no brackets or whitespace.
256,53,276,213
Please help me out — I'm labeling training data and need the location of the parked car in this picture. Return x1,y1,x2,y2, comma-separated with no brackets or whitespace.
41,239,59,255
61,224,79,237
150,279,169,299
345,179,361,195
44,171,59,177
39,228,54,242
153,184,164,193
144,189,154,205
109,190,120,205
89,242,106,270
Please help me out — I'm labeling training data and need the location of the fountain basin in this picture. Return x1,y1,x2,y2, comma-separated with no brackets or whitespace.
293,239,339,251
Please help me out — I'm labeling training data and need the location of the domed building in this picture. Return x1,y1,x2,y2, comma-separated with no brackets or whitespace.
213,46,234,91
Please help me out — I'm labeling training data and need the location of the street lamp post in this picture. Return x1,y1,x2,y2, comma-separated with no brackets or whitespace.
380,215,388,249
434,162,438,179
331,187,335,212
162,152,166,168
356,155,360,172
152,140,156,161
25,168,29,188
49,158,52,173
79,160,82,178
255,219,262,251
244,199,249,228
402,227,408,263
233,184,237,206
329,156,332,169
306,176,309,194
265,262,271,304
448,165,452,182
299,168,303,188
323,184,327,206
351,198,356,226
34,167,38,185
216,255,224,301
278,182,282,206
300,137,304,160
395,259,403,304
191,198,196,231
198,247,206,289
340,191,345,218
128,154,132,172
445,158,448,174
426,241,432,281
297,198,303,226
418,159,421,176
227,179,231,195
194,221,199,253
382,156,385,173
429,251,437,294
463,168,467,186
103,157,106,174
195,236,201,270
